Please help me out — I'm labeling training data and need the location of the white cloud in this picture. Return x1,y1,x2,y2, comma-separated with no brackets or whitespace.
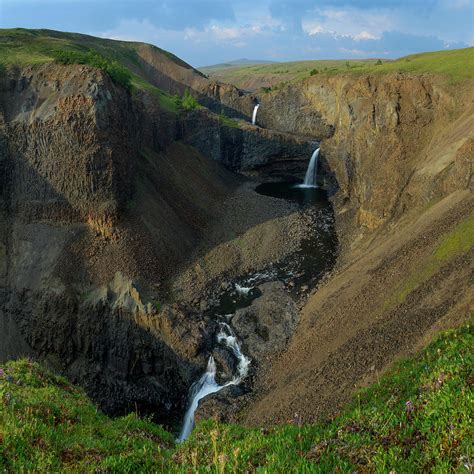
302,7,393,41
207,24,261,40
353,31,379,41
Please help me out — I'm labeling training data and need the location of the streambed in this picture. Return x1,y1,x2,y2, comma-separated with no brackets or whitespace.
177,181,337,440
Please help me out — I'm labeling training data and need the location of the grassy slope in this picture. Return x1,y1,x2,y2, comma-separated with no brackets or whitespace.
0,28,244,120
1,322,472,472
204,47,474,90
0,28,187,113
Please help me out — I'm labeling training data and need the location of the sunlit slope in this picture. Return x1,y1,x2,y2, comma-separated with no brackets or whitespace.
202,47,474,90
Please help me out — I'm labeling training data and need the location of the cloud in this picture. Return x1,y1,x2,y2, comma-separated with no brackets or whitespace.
302,7,393,41
353,31,379,41
207,24,261,40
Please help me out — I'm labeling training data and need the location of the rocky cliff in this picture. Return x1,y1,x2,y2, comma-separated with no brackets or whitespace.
230,74,473,242
227,73,474,425
0,55,312,424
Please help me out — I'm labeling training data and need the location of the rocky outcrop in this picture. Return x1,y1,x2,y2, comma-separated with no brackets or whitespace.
180,109,314,176
231,282,299,359
228,75,473,241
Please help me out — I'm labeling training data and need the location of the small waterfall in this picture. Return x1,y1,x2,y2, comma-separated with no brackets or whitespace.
216,323,251,381
251,104,260,125
301,147,320,188
235,283,252,295
177,323,250,442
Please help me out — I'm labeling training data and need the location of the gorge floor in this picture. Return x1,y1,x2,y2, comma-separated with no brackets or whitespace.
170,177,339,438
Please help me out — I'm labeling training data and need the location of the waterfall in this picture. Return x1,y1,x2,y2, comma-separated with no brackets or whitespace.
235,283,252,295
251,104,260,125
301,147,320,188
177,323,250,442
176,356,221,442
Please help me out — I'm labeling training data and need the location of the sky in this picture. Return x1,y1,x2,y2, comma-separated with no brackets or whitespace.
1,0,473,66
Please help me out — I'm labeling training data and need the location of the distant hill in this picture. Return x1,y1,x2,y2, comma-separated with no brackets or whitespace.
200,58,276,74
201,47,474,91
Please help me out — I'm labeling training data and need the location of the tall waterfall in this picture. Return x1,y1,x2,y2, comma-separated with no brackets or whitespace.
251,104,260,125
302,147,320,188
177,323,250,442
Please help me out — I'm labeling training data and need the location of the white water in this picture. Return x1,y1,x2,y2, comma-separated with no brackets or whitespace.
235,283,252,295
177,323,250,442
297,147,320,188
251,104,260,125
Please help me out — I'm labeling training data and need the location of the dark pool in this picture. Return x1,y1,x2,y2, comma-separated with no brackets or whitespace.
255,181,327,207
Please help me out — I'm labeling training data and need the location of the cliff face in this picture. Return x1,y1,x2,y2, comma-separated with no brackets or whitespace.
0,60,313,421
247,75,473,237
234,74,474,426
180,109,314,176
0,63,204,419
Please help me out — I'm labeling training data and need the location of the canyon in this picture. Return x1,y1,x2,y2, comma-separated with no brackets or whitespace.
0,30,472,438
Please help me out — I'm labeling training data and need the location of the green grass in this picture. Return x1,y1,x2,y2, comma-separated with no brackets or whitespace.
384,213,474,311
52,49,132,89
130,74,182,113
1,322,472,472
204,47,474,89
0,359,174,472
0,28,186,109
217,112,240,128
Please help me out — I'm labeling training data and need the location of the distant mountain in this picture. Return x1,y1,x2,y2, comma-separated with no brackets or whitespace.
200,58,276,71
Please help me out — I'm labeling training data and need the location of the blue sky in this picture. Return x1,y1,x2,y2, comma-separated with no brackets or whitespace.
1,0,473,66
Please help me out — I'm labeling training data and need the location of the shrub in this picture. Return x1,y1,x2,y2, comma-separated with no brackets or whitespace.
181,89,199,110
52,49,132,89
310,68,319,76
376,59,383,65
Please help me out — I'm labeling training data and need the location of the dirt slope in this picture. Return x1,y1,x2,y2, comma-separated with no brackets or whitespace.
245,190,473,425
237,73,473,426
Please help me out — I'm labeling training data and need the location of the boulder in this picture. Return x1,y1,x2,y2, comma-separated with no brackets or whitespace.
231,281,299,359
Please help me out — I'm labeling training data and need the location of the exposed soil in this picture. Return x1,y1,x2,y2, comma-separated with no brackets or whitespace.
242,190,473,426
170,180,315,303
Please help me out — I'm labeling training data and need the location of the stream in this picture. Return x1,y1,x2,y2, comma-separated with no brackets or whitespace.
177,181,337,441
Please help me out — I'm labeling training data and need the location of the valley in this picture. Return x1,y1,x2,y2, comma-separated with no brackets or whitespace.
0,28,472,471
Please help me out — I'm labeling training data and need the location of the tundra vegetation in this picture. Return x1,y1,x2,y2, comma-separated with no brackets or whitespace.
1,323,471,472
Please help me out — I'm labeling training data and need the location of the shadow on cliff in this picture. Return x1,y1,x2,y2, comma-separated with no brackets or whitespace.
0,145,212,430
136,55,253,120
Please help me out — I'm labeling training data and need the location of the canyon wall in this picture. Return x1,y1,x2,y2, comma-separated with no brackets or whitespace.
234,74,473,426
0,61,311,422
231,74,473,241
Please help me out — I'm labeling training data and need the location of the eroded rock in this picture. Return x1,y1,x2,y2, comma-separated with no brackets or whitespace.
232,281,299,359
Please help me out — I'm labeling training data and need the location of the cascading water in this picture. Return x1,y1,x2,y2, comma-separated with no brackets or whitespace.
251,104,260,125
298,147,320,188
177,322,250,442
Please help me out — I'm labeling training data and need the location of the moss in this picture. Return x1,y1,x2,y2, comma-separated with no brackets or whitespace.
131,75,180,113
432,214,474,261
218,113,240,128
384,213,474,310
